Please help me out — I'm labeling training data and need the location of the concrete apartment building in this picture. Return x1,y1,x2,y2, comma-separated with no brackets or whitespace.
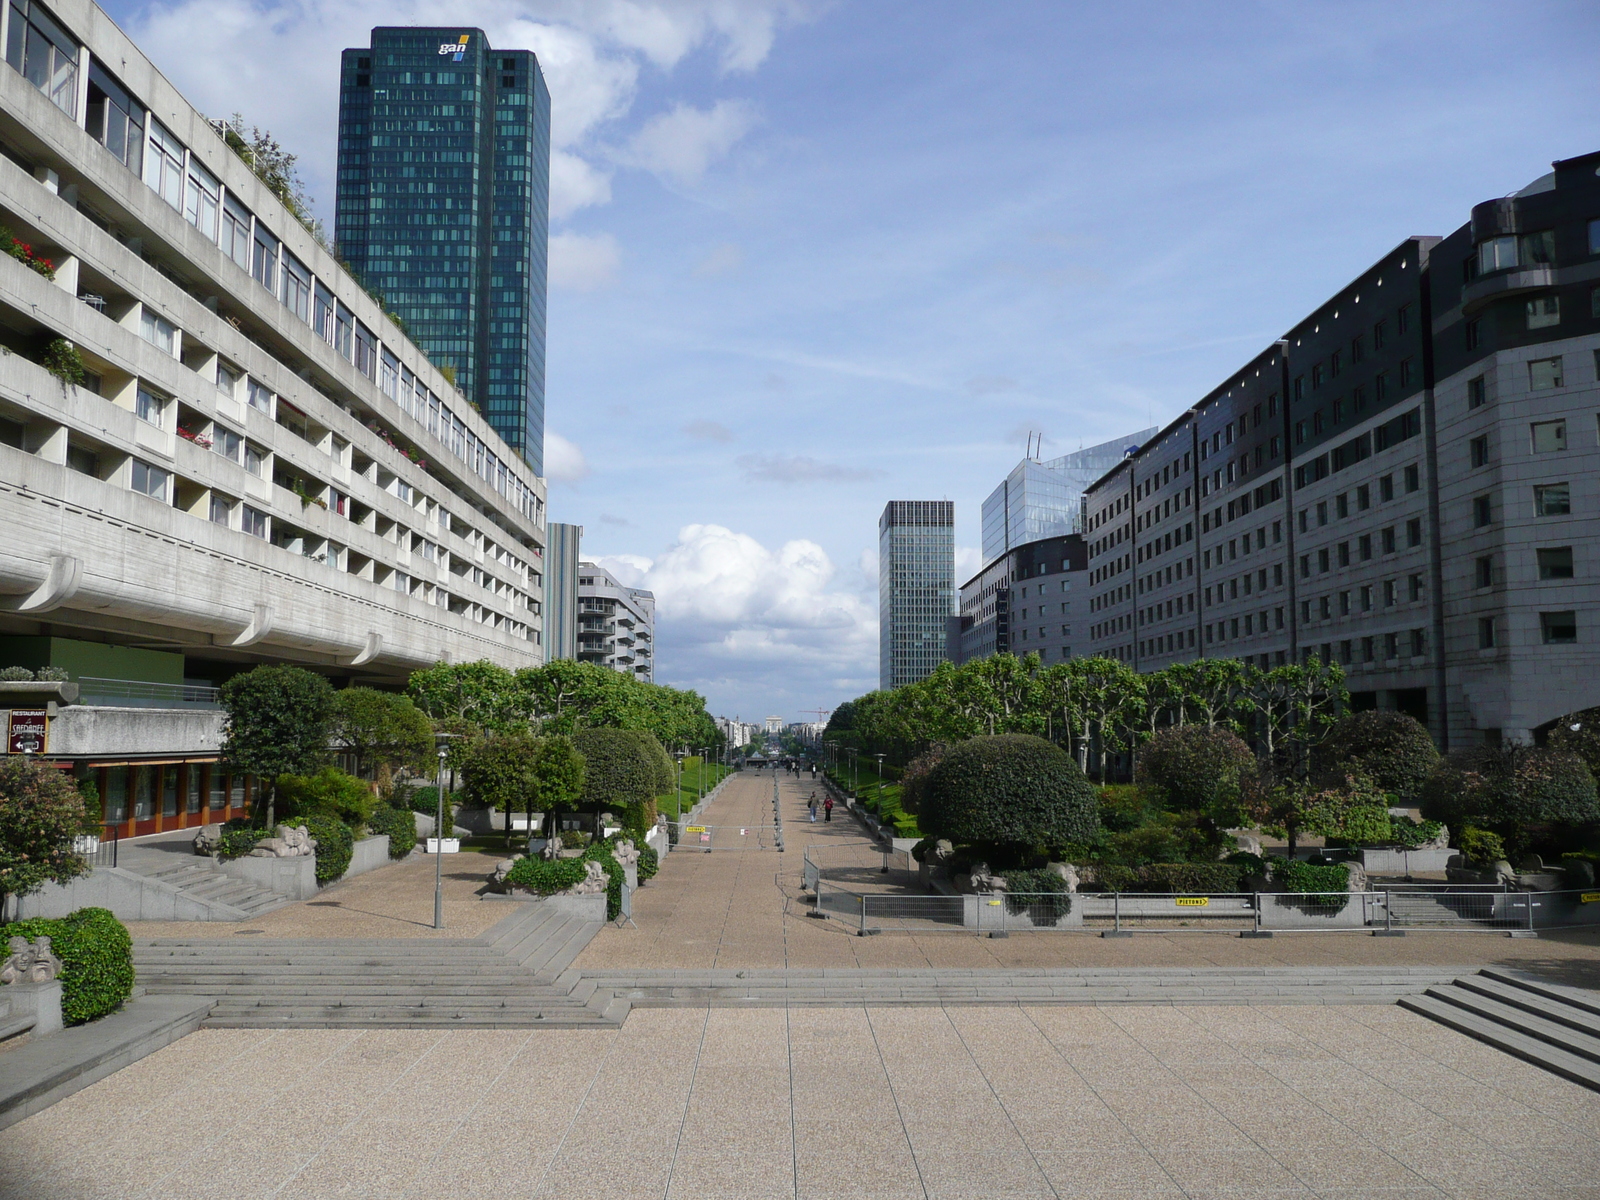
576,562,654,682
0,0,548,835
878,500,954,689
1084,152,1600,747
949,533,1086,666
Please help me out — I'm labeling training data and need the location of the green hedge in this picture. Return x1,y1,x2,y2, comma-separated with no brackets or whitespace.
0,907,133,1024
1275,859,1350,895
366,805,416,858
637,844,659,883
1000,868,1072,918
1092,862,1247,894
585,841,624,921
298,814,353,885
215,827,264,860
503,857,587,893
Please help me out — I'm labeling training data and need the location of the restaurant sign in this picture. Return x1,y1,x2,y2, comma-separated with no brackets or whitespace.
6,709,48,754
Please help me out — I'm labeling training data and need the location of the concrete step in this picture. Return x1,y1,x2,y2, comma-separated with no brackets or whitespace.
1449,975,1600,1040
1477,968,1600,1020
1423,984,1600,1066
202,1006,614,1028
1399,993,1600,1093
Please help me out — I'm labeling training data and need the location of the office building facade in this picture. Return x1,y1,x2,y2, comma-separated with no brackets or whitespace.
1083,152,1600,747
336,27,550,473
878,500,954,689
0,0,547,838
542,521,581,661
981,430,1156,564
577,562,654,681
950,534,1086,666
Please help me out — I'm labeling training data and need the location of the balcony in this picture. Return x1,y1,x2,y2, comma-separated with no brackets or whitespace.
1461,265,1556,314
76,677,222,709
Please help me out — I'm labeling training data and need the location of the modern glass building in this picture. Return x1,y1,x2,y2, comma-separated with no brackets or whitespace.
879,501,955,690
336,28,550,473
981,429,1157,564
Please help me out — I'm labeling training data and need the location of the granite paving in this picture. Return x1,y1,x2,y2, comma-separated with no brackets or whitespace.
1,1004,1597,1199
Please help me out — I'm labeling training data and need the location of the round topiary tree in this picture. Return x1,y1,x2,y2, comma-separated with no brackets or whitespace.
1318,710,1439,804
571,727,660,836
919,734,1098,861
1133,724,1256,827
1421,743,1600,853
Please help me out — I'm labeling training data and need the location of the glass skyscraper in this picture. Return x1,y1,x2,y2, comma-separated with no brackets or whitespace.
980,429,1158,564
879,501,955,690
336,28,550,473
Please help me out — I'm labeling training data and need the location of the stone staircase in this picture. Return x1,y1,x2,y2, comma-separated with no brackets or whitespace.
130,858,293,920
133,901,615,1028
1400,968,1600,1092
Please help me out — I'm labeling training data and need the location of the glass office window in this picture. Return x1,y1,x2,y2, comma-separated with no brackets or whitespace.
282,252,311,323
5,0,78,117
85,61,143,173
184,157,220,242
144,119,184,210
252,223,279,293
221,194,252,270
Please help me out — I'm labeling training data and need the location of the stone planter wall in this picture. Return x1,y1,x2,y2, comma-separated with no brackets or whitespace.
217,854,318,901
1358,847,1455,874
343,835,390,881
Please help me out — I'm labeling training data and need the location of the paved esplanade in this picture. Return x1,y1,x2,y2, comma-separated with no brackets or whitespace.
3,1005,1598,1198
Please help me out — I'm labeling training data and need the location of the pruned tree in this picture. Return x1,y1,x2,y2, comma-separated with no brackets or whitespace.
220,665,335,829
330,688,433,779
0,756,91,916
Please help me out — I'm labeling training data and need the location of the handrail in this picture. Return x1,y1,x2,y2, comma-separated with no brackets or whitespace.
76,677,221,707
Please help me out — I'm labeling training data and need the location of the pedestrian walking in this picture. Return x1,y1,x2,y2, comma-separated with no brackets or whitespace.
808,793,820,822
823,795,834,822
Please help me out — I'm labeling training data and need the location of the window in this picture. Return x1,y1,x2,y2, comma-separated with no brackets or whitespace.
1407,519,1422,548
1317,502,1328,527
281,253,311,323
1384,580,1396,607
1473,495,1492,526
1471,435,1489,467
130,459,169,500
313,284,335,343
241,505,267,538
1467,376,1486,409
252,223,279,293
1373,319,1386,350
209,494,230,526
1538,547,1574,580
5,0,79,116
1385,632,1400,659
1299,555,1309,579
354,323,377,379
1398,304,1411,334
1337,541,1350,567
183,158,219,242
140,308,177,356
144,120,184,210
246,378,272,413
211,425,242,463
1379,474,1394,502
1522,230,1556,265
1357,484,1370,511
85,62,144,173
1359,534,1372,561
1475,556,1493,588
1400,358,1414,388
1381,527,1396,554
1359,585,1373,612
334,302,355,361
1465,319,1481,351
1362,636,1375,663
1319,596,1331,620
134,386,165,427
1542,611,1577,645
1410,629,1426,657
1592,218,1600,256
1532,420,1566,453
1534,484,1570,517
1318,548,1330,573
1478,236,1518,273
1408,574,1423,602
1527,295,1560,329
221,194,252,271
244,443,265,476
1479,617,1496,649
1529,357,1563,390
1404,464,1420,493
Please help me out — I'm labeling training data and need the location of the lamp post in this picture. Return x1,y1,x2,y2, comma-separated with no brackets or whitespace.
874,753,886,803
433,743,448,930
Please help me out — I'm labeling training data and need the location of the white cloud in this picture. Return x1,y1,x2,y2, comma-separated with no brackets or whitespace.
736,454,884,484
592,525,877,700
550,232,622,290
545,430,590,482
551,150,614,220
620,100,759,185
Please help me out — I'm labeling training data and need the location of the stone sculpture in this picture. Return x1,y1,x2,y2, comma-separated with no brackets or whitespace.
567,860,610,895
1,935,63,985
1046,862,1080,893
1417,823,1449,850
968,862,1006,894
1231,834,1264,857
489,856,522,889
248,824,317,858
192,824,224,855
611,838,639,868
1345,861,1368,894
540,834,564,861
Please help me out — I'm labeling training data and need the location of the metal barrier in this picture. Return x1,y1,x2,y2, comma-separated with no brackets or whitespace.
674,822,784,852
77,676,221,708
71,824,119,869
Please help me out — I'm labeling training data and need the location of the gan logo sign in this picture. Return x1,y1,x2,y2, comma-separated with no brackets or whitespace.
438,34,469,62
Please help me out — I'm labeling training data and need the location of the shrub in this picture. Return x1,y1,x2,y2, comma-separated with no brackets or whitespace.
1422,744,1600,844
1134,725,1256,826
898,745,947,816
1099,811,1226,866
1389,817,1444,848
1548,707,1600,781
1318,710,1439,804
0,755,91,910
1275,858,1350,895
35,666,69,683
408,785,457,817
503,857,587,894
572,728,660,820
297,813,353,885
1000,868,1072,919
276,767,375,827
215,827,264,860
1458,827,1507,866
1098,784,1153,833
40,339,84,385
1329,805,1393,847
0,666,33,681
0,907,133,1024
636,843,659,883
920,734,1098,854
1085,862,1246,893
366,804,416,858
583,841,625,920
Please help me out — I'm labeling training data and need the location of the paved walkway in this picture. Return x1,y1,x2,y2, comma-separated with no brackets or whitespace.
577,772,1600,986
2,1004,1597,1199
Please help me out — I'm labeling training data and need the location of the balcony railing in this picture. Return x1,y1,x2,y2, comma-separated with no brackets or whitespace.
77,677,222,709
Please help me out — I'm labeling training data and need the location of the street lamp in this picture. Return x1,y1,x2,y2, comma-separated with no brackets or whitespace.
874,753,886,803
432,742,448,930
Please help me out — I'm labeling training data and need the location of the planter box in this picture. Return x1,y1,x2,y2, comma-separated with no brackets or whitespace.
1259,892,1371,929
1358,847,1455,874
425,838,461,854
343,835,390,880
963,893,1082,930
218,853,318,901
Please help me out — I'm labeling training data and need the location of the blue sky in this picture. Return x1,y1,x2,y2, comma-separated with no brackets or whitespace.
100,0,1600,722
